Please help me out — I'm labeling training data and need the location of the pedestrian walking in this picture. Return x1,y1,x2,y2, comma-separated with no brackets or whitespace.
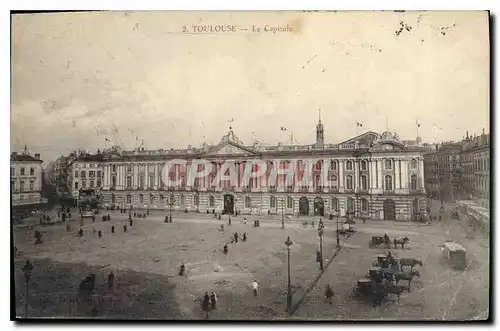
223,244,228,255
130,219,133,226
108,271,115,289
123,225,127,233
78,228,83,237
252,280,259,297
111,225,115,234
243,232,247,242
228,216,231,226
210,292,217,309
202,292,210,318
324,284,334,304
98,230,102,238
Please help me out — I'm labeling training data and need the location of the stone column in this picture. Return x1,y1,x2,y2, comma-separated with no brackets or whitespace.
377,159,383,189
369,160,375,190
419,158,425,192
339,159,344,191
354,159,359,191
401,160,408,189
395,159,400,190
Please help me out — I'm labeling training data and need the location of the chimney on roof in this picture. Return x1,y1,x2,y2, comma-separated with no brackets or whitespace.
466,131,469,139
35,153,40,160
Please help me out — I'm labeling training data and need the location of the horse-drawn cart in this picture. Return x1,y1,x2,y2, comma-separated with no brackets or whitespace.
369,236,390,249
351,279,388,305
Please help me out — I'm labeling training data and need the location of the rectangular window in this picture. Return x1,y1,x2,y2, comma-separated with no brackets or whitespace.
11,167,14,176
97,171,102,178
29,180,34,191
75,182,79,190
82,181,87,189
30,168,35,176
21,168,25,175
90,181,95,188
75,171,78,178
20,180,25,191
97,180,101,187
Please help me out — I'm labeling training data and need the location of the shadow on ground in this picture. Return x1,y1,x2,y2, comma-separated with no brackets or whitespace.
13,258,182,319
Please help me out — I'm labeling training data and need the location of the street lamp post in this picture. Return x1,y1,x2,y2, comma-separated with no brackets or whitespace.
281,198,285,229
22,260,33,318
285,236,293,312
318,220,324,271
335,209,340,248
169,192,174,223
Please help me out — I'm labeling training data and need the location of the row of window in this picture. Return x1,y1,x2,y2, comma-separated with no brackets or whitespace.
11,180,35,191
75,164,99,168
75,171,102,178
11,167,35,176
74,180,102,190
106,158,420,174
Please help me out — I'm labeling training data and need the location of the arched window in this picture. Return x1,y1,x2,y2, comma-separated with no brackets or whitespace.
245,196,251,208
111,193,116,204
112,176,116,187
270,196,276,208
330,160,337,170
360,175,368,190
287,195,293,209
384,175,393,191
209,195,215,207
361,198,368,211
410,174,418,190
346,161,353,170
385,159,392,170
149,194,154,204
139,175,144,189
126,194,132,204
149,173,154,188
360,160,367,171
139,194,144,204
331,197,338,211
194,194,199,206
410,159,418,169
126,176,132,188
180,195,185,206
346,175,353,190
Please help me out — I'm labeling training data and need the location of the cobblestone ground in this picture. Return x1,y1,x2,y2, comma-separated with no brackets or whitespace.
14,210,338,319
294,200,490,321
13,202,489,320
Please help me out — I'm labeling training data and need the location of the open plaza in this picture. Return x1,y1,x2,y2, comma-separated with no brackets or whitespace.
13,199,489,320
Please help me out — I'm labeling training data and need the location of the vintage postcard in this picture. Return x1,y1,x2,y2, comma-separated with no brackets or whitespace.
11,11,490,321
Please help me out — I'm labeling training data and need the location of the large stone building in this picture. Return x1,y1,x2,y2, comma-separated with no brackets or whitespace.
423,130,490,210
459,131,490,209
423,141,462,201
10,146,45,207
69,118,428,221
68,152,104,202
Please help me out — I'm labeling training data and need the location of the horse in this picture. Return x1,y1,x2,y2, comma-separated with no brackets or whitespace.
393,237,410,249
385,284,409,303
399,258,423,272
394,270,420,291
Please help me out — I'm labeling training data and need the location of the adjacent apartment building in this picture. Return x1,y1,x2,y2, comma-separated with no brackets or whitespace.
11,145,45,208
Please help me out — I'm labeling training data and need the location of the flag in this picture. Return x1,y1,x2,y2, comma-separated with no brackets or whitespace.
105,137,111,142
357,122,363,127
416,120,421,128
281,127,287,131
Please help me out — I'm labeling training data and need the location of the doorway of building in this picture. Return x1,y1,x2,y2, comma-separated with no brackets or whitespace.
383,199,396,220
223,194,234,215
299,196,309,216
313,197,324,216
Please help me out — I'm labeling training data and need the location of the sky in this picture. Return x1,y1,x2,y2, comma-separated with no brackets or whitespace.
11,11,490,162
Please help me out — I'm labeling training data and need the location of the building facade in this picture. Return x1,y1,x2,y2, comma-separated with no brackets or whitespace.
10,146,45,206
68,153,104,202
459,131,490,209
70,120,428,221
423,131,491,210
423,142,462,201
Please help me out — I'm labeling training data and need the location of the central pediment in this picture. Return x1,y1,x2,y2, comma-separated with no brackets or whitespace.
203,141,258,157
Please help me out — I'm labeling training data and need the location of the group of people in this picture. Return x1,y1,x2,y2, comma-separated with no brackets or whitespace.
201,291,218,317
